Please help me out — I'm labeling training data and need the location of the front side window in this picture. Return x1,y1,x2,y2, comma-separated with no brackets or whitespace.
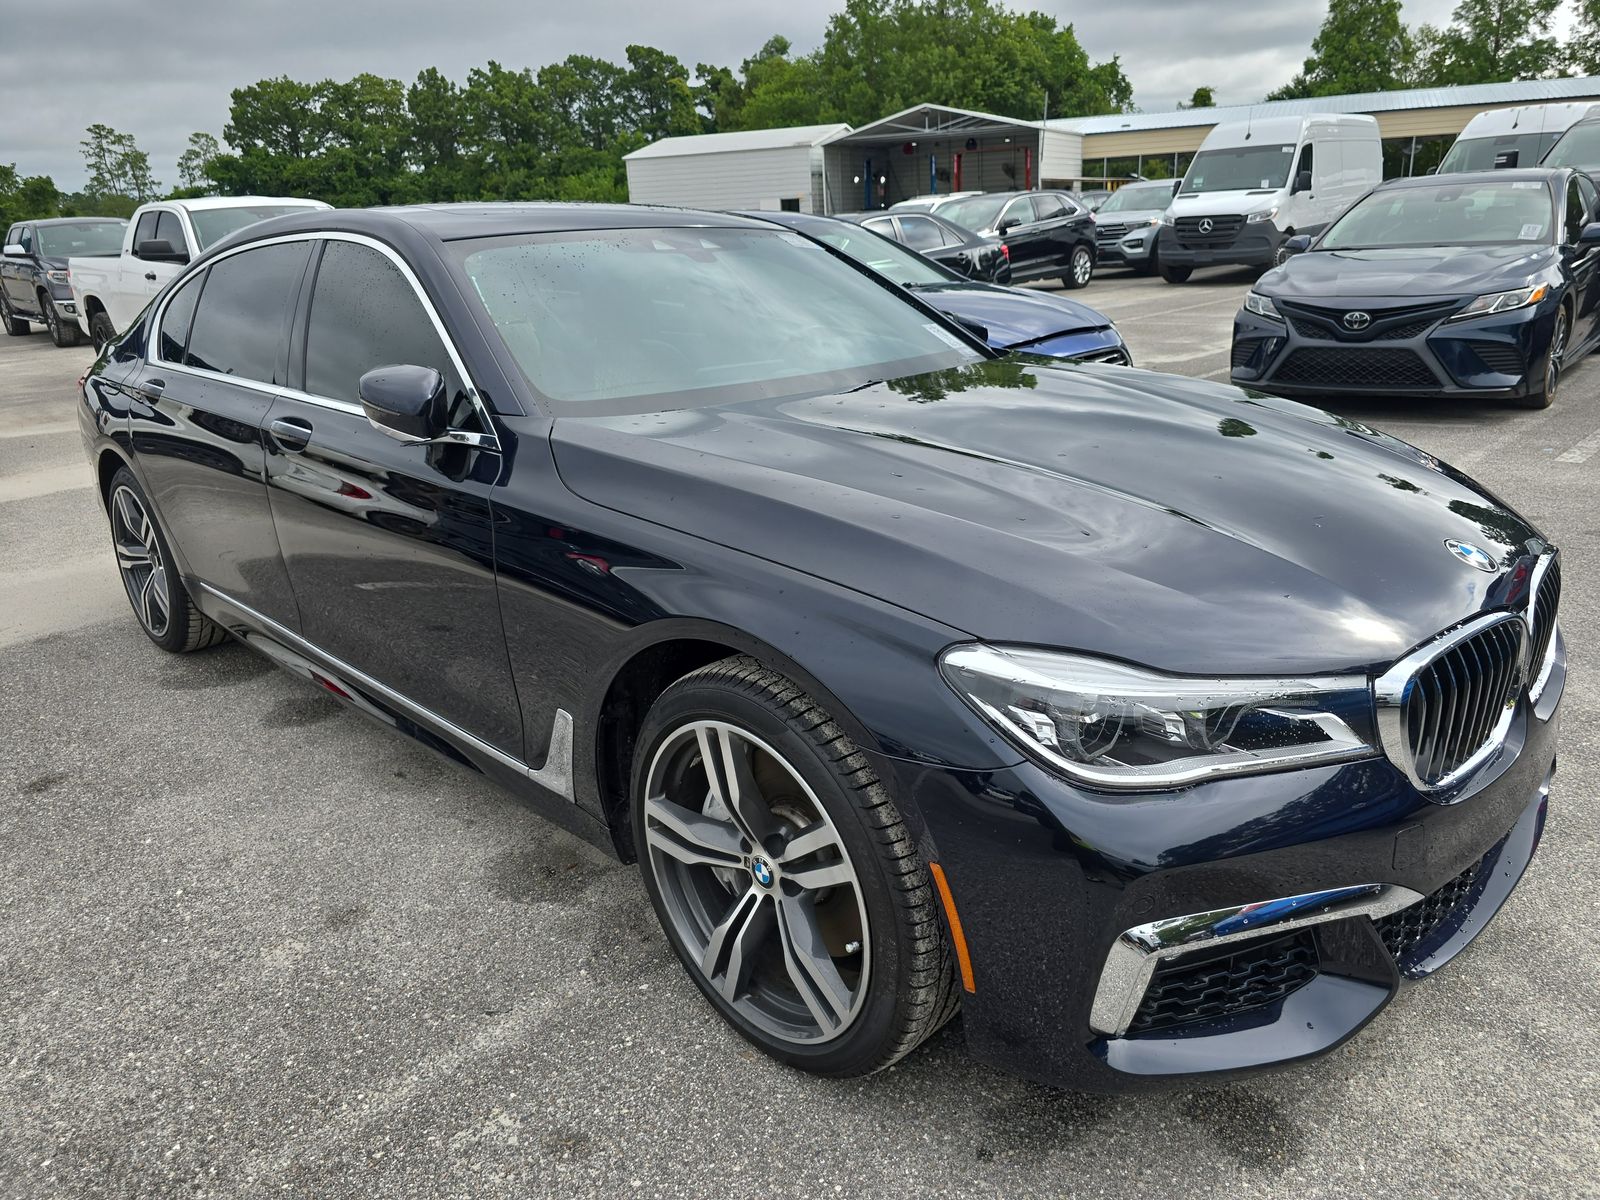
1294,143,1314,184
1320,181,1556,249
1542,122,1600,170
1566,176,1587,242
17,226,32,252
1001,198,1035,228
189,205,320,251
183,241,311,385
456,226,976,413
132,212,159,251
34,222,125,257
1182,144,1296,193
304,240,469,422
153,211,189,256
157,270,205,363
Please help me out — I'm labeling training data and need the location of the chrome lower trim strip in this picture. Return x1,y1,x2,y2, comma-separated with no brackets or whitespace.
1089,882,1424,1036
193,581,574,801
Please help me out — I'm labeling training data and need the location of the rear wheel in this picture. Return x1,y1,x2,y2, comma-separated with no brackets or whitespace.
1160,264,1193,284
1,293,29,336
106,467,227,653
1062,245,1094,289
41,293,80,347
1513,305,1568,410
632,656,959,1077
89,309,116,351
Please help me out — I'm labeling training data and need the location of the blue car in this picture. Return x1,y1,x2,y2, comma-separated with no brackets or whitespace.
1233,167,1600,409
746,210,1130,365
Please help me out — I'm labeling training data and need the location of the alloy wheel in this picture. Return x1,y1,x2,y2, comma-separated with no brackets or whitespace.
1548,309,1568,398
642,720,870,1044
42,300,59,340
1073,248,1093,286
110,484,171,637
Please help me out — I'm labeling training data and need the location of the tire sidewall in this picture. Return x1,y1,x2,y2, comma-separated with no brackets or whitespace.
630,673,915,1075
91,311,115,351
108,467,190,652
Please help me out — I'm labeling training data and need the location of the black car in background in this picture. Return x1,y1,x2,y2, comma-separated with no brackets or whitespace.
81,203,1560,1093
840,209,1009,283
1234,168,1600,409
750,210,1129,363
939,190,1098,288
1,217,126,346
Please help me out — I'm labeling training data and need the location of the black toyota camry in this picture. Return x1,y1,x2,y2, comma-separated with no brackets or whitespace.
80,204,1561,1092
1234,168,1600,408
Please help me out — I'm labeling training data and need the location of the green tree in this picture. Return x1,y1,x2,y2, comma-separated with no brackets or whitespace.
1268,0,1412,99
1572,0,1600,74
1409,0,1563,85
1185,85,1216,108
80,123,160,206
176,132,221,191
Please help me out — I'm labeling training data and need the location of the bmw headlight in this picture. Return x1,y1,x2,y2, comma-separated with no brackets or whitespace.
1244,292,1284,321
1448,283,1549,322
939,645,1374,789
1246,206,1279,224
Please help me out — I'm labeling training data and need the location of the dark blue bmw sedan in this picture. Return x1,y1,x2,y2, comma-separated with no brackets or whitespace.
1233,168,1600,409
746,209,1131,365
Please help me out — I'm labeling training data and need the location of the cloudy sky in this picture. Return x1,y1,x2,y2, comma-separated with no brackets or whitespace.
6,0,1481,190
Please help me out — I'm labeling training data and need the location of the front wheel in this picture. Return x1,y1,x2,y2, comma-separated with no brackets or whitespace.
1512,306,1568,410
632,656,959,1077
1160,264,1193,284
89,309,116,352
42,294,80,347
1,293,29,336
1062,245,1094,290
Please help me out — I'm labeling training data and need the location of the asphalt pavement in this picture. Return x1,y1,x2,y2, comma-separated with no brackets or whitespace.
2,266,1597,1199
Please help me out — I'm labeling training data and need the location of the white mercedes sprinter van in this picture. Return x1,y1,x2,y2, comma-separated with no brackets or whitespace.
1157,114,1381,282
1437,102,1597,173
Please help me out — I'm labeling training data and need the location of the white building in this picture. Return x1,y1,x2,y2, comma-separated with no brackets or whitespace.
623,124,851,213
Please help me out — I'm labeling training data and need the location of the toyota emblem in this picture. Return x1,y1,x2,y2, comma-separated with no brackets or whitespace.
1342,310,1372,331
1197,218,1214,234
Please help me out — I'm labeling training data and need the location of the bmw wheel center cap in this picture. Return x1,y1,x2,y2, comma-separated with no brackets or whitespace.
750,856,775,888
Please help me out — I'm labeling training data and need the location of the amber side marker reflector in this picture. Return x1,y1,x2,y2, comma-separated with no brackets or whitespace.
929,862,976,994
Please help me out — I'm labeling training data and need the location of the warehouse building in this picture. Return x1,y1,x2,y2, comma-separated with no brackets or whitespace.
625,76,1600,213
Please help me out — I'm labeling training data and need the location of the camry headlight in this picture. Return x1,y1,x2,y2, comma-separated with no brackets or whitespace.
1448,283,1549,322
1246,207,1279,224
939,645,1373,789
46,269,70,284
1244,292,1284,321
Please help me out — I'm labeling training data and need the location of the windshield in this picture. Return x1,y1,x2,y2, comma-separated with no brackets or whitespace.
810,223,950,287
1319,180,1555,250
1096,185,1172,214
1439,131,1563,173
1542,122,1600,169
940,195,1008,232
1181,144,1296,194
457,226,978,413
189,204,319,250
35,221,125,257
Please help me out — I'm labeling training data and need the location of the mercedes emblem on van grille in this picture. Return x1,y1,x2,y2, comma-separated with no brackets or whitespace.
1343,310,1372,331
1197,218,1215,234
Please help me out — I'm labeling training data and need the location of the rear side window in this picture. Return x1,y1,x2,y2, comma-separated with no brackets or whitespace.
897,216,945,250
183,242,310,384
157,270,204,362
1033,194,1067,221
304,240,467,418
154,210,189,256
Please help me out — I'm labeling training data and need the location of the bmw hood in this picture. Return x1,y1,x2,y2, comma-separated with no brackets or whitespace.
551,360,1546,675
1261,244,1556,301
911,283,1110,347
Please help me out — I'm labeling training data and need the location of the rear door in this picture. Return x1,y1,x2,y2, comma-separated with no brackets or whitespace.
1000,196,1049,275
126,240,309,629
263,236,521,756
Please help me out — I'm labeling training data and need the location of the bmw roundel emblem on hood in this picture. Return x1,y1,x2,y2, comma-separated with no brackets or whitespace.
1444,539,1497,572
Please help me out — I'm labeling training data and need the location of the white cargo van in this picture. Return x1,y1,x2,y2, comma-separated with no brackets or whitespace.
1437,103,1597,174
1157,114,1381,283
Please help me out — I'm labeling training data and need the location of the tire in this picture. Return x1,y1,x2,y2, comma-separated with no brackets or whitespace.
1272,241,1293,268
89,309,116,352
1062,245,1094,290
1160,264,1193,284
41,293,80,347
632,655,959,1077
105,467,227,653
1,292,29,336
1513,305,1568,410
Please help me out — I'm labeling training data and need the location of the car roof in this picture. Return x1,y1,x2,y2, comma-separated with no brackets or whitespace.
23,216,126,227
1379,168,1569,189
166,195,330,212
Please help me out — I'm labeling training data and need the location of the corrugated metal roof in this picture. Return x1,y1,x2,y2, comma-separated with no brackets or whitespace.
625,124,851,161
1054,76,1600,136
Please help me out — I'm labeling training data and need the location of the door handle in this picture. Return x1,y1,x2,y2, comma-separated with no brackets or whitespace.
269,417,313,452
135,378,164,403
144,272,158,281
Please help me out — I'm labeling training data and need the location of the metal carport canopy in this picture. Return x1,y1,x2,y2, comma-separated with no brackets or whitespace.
822,104,1044,145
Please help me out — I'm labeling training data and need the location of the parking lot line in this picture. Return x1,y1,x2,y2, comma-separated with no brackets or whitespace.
0,421,76,440
1555,427,1600,463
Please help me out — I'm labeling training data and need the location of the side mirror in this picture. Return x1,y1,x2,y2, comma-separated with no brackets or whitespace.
1580,222,1600,246
359,365,447,442
1,243,26,258
996,217,1020,235
135,239,189,264
1284,234,1313,257
1292,170,1313,194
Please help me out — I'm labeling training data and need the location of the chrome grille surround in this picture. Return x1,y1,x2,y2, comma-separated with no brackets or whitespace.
1375,611,1527,798
1526,552,1562,704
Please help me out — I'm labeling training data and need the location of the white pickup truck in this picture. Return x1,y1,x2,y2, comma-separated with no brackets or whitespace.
69,195,330,347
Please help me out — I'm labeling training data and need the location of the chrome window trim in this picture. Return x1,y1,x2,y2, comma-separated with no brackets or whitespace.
194,581,573,801
1525,551,1560,704
148,230,499,450
1373,610,1527,797
1089,883,1425,1036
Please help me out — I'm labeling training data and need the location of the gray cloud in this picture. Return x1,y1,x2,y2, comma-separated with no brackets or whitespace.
3,0,1468,191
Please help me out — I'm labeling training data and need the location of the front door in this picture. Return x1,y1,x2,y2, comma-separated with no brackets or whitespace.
263,236,522,757
116,209,188,331
1,225,33,309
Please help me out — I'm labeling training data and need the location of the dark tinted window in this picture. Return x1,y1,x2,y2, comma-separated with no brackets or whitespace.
1033,194,1067,221
1002,197,1035,227
154,210,189,256
305,240,467,419
184,242,310,384
1579,173,1598,223
1295,143,1314,183
17,225,32,252
898,216,945,250
157,270,204,362
133,212,159,250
